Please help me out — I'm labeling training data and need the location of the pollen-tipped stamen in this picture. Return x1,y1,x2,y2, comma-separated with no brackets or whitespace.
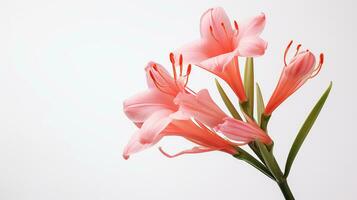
209,26,220,43
284,40,294,66
184,64,192,87
310,53,324,78
294,44,302,56
169,52,177,81
179,54,183,76
234,20,239,31
220,22,229,39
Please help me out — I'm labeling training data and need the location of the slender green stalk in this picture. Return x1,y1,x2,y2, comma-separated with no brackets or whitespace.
278,179,295,200
260,113,271,131
233,148,274,180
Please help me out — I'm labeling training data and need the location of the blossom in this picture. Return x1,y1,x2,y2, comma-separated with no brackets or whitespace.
175,7,267,102
123,56,237,159
264,41,324,115
174,89,272,144
123,119,237,159
214,117,272,145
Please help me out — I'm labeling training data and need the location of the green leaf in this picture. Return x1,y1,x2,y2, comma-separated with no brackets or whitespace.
243,57,254,118
215,79,242,120
256,83,265,125
256,141,284,182
284,82,333,177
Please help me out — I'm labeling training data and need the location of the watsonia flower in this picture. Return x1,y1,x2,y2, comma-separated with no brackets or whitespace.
264,41,324,115
175,7,267,102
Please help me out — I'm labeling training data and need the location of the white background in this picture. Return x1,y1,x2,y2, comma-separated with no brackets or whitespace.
1,0,356,199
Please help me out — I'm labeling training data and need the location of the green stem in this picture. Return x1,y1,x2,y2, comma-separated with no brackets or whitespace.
260,113,271,131
260,114,274,151
234,148,274,180
277,179,295,200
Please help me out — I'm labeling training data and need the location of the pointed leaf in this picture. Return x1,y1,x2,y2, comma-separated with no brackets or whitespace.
284,82,333,177
243,57,254,118
256,83,265,125
215,79,242,120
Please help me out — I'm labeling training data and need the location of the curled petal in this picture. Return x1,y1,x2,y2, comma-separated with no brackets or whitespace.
239,13,266,37
123,89,176,125
139,109,174,144
123,130,162,160
174,89,228,128
235,37,267,57
158,146,216,158
215,117,272,144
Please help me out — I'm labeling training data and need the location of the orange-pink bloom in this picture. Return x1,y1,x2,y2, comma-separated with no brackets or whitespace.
175,7,267,102
174,89,272,144
264,41,324,115
123,57,237,159
214,117,272,145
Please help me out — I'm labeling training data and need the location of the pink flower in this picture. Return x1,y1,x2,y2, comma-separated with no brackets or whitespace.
123,119,237,159
175,7,267,102
214,117,272,145
264,41,324,115
174,89,272,144
123,56,237,159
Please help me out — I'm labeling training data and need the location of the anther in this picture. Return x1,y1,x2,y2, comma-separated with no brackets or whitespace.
234,20,239,31
152,63,158,71
184,64,192,87
295,44,302,56
169,52,177,80
186,64,192,76
179,54,183,76
209,25,219,43
220,22,229,38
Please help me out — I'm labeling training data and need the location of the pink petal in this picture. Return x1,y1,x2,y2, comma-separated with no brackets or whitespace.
199,56,247,102
174,39,219,65
123,89,176,124
139,109,174,144
214,118,272,144
200,7,234,52
235,37,267,57
198,52,236,73
239,13,266,38
158,146,216,158
123,130,161,160
174,89,227,128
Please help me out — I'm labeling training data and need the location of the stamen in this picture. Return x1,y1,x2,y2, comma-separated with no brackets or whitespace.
149,71,163,89
284,40,293,66
152,63,158,71
310,53,324,78
149,70,175,95
179,54,183,76
209,25,220,43
186,64,192,76
294,44,302,56
234,20,239,31
184,64,192,87
169,52,177,80
220,22,229,38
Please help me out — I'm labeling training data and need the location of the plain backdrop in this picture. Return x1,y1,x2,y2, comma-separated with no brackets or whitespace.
1,0,356,199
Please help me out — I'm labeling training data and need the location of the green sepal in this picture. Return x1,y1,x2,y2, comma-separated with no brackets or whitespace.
215,79,242,120
243,57,254,118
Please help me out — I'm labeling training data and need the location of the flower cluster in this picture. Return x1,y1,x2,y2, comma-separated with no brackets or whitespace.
122,7,323,160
